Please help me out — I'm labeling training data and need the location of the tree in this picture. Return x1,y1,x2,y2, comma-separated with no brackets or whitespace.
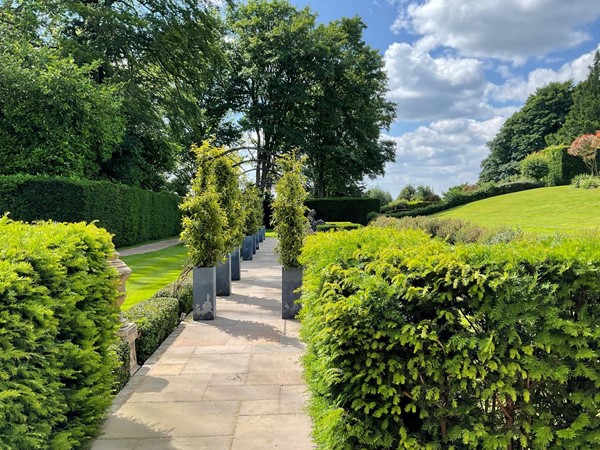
480,81,573,182
366,186,393,207
303,17,396,197
397,184,416,201
0,43,124,178
568,132,600,176
551,50,600,144
519,152,550,181
226,1,396,196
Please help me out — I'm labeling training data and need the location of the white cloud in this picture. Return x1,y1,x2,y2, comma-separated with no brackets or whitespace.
367,117,505,196
489,47,599,102
384,42,493,121
396,0,600,62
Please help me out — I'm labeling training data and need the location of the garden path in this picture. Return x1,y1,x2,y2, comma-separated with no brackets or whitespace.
118,238,181,256
92,237,314,450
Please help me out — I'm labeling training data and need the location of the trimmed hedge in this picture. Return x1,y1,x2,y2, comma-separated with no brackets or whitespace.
390,181,543,218
124,297,179,364
152,277,193,317
305,197,380,226
316,222,362,232
300,227,600,449
381,199,437,214
0,217,120,449
543,145,588,186
0,174,181,248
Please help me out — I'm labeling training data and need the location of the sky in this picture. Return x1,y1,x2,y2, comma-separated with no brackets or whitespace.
288,0,600,198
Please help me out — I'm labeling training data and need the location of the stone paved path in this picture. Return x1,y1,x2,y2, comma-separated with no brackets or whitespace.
92,237,314,450
118,238,181,257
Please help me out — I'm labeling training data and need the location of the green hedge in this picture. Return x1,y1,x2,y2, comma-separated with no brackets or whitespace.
316,222,362,232
0,174,181,248
305,197,380,226
381,199,437,214
390,181,543,218
543,145,588,186
124,297,179,364
152,277,193,317
0,217,120,449
300,227,600,449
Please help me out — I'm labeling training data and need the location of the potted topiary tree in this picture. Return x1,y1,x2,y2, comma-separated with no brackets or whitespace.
180,142,228,320
241,183,263,260
213,151,244,294
271,152,309,319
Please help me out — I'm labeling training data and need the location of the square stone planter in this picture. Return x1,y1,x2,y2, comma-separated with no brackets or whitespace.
258,226,265,243
282,266,302,320
193,266,216,320
254,233,260,251
230,247,241,281
242,236,254,260
216,255,231,296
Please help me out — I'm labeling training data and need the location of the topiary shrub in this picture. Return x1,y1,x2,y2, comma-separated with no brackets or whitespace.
316,222,362,232
0,217,120,449
543,145,588,186
520,152,549,182
112,340,131,393
124,297,179,364
300,228,600,449
305,197,380,225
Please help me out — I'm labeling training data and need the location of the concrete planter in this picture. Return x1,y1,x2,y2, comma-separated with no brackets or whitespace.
258,226,265,243
193,266,216,320
282,266,302,320
242,236,254,260
216,255,231,296
255,233,260,251
230,247,241,281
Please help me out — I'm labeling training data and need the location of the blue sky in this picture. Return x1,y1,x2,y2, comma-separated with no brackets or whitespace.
289,0,600,197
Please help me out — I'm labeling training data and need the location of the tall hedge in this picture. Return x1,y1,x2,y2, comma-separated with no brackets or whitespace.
305,197,380,225
300,227,600,449
0,217,120,449
0,175,181,247
542,145,588,185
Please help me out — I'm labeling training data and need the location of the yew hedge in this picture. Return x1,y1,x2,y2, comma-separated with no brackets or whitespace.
299,227,600,449
0,217,120,449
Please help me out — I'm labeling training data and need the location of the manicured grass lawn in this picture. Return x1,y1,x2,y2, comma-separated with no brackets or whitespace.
121,244,188,310
436,185,600,233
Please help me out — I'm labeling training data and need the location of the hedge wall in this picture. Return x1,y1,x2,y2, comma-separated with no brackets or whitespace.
0,217,120,449
300,227,600,449
542,145,588,186
0,175,181,248
305,197,380,226
389,181,543,218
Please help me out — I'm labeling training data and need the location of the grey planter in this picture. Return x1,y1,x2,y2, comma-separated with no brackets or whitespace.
282,266,302,320
258,226,264,242
230,247,241,281
252,234,256,254
193,266,216,320
255,233,260,250
216,255,231,296
242,236,254,260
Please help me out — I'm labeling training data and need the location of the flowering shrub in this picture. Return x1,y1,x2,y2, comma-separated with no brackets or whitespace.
568,132,600,175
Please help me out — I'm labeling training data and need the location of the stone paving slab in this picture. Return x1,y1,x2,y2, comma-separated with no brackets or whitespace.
92,238,314,450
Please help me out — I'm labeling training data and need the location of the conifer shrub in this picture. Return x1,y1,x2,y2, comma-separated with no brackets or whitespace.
300,227,600,449
0,217,120,449
124,297,179,364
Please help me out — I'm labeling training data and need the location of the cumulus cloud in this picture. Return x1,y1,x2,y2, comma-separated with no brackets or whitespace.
489,46,599,103
367,117,505,196
384,42,493,121
394,0,600,62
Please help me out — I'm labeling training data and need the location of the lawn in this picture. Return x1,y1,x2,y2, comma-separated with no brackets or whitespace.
121,244,188,310
436,185,600,233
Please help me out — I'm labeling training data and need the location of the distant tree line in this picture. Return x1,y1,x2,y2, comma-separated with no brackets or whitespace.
0,0,395,197
480,50,600,183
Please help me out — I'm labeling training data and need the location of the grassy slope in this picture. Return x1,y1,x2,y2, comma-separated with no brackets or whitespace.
436,186,600,233
121,244,188,310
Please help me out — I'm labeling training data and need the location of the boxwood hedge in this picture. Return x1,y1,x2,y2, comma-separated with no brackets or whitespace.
300,227,600,449
0,217,120,449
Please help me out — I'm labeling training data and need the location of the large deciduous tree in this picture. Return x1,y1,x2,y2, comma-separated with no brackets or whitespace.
479,81,573,183
226,0,395,196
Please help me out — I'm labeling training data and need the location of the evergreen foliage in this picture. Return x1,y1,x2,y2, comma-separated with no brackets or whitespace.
519,152,550,181
152,278,193,318
242,183,264,236
0,175,181,248
300,227,600,449
272,153,309,268
542,145,588,185
0,217,120,449
124,297,179,364
305,197,380,225
180,142,228,268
